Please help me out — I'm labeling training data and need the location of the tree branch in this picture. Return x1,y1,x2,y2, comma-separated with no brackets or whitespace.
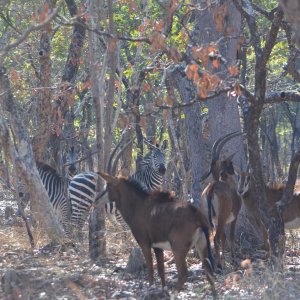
261,7,284,68
264,91,300,104
232,0,262,57
0,1,63,57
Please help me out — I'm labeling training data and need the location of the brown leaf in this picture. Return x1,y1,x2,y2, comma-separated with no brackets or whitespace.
185,64,199,80
118,113,128,129
140,116,147,130
228,65,240,77
166,95,173,106
169,47,182,63
155,97,163,106
212,59,219,68
150,31,166,52
39,3,49,23
152,20,164,33
143,82,152,92
11,69,19,83
162,109,170,120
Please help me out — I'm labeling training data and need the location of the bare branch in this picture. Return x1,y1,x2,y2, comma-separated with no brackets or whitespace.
261,7,284,68
0,1,63,57
265,91,300,104
232,0,262,57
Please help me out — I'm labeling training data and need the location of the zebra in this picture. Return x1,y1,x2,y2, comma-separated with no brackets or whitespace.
14,162,74,238
68,171,102,239
64,145,80,181
129,141,167,191
68,139,168,238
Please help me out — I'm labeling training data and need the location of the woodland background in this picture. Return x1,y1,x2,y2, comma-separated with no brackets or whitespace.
0,0,300,299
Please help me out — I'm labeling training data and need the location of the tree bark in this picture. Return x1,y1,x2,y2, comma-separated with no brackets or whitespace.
234,0,285,269
88,0,106,260
0,67,65,244
166,67,206,206
32,0,56,161
193,0,244,168
50,0,86,170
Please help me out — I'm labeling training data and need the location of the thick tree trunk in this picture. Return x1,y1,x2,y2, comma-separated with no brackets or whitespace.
0,67,65,244
166,68,206,205
193,0,244,167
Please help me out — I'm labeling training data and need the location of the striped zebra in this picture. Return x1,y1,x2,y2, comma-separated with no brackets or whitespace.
15,162,73,238
68,140,168,238
68,171,102,239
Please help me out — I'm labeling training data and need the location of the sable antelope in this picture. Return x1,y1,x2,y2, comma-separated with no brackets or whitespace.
200,131,242,183
237,171,300,251
97,173,216,297
200,131,242,269
68,136,168,239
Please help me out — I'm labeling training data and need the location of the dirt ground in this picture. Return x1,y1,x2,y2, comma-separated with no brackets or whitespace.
1,195,300,299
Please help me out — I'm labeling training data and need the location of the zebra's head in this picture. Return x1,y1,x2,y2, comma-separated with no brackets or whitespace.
143,140,168,175
65,146,80,180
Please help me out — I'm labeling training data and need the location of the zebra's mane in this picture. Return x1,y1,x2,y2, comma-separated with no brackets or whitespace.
36,162,62,178
127,177,149,196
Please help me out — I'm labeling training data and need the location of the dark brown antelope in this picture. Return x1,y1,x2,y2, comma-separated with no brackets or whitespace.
97,172,217,297
237,171,300,251
200,131,242,269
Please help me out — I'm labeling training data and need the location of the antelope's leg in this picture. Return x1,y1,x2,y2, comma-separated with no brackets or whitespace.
154,248,165,287
194,231,217,298
229,218,237,261
214,221,226,269
220,231,226,268
140,244,154,286
173,247,189,291
202,258,217,298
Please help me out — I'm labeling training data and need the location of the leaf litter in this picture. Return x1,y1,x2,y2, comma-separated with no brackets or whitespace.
1,206,300,299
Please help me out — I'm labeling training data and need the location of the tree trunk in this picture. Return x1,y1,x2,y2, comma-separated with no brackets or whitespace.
50,0,86,170
0,67,65,244
31,0,58,162
193,0,244,167
166,68,206,206
88,0,106,260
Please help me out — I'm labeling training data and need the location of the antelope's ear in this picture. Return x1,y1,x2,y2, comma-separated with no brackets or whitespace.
99,172,118,184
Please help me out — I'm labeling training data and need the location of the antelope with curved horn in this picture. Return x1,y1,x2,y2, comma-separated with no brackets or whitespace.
237,170,300,252
200,131,243,183
97,171,217,297
200,131,242,269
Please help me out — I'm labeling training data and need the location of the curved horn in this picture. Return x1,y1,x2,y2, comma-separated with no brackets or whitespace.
200,131,242,182
106,128,129,174
111,140,133,176
212,131,242,161
106,140,122,175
